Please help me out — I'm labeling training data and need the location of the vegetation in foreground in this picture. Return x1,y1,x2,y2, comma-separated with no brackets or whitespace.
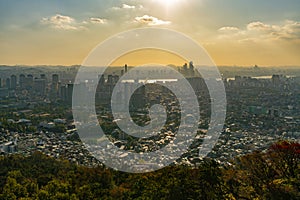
0,141,299,200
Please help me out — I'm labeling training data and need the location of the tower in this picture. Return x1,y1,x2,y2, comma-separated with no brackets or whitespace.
125,64,128,73
183,63,188,76
189,61,195,77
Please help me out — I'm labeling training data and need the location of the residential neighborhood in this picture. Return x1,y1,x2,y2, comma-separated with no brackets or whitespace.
0,65,299,169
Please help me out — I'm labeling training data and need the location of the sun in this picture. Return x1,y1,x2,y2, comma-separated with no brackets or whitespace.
154,0,183,7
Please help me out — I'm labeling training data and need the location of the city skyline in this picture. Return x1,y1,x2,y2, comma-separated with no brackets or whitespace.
0,0,300,66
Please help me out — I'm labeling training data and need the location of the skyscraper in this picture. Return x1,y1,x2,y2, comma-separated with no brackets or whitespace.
40,74,46,79
189,61,195,77
272,75,281,87
5,78,10,89
51,74,59,98
59,85,67,102
34,78,46,95
19,74,26,89
125,64,128,73
183,63,188,76
66,83,74,104
10,75,17,89
98,74,105,85
25,74,34,90
107,75,113,85
52,74,59,83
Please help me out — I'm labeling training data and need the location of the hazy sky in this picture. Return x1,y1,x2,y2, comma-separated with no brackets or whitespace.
0,0,300,66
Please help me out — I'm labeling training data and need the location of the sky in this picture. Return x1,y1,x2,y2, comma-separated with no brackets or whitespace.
0,0,300,66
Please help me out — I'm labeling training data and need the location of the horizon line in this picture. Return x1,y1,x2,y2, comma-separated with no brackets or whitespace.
1,64,300,68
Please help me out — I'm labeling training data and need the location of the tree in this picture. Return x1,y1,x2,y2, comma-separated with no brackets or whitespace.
269,141,300,178
2,176,28,199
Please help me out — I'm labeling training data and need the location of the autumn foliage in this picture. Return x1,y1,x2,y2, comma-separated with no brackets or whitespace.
0,141,299,199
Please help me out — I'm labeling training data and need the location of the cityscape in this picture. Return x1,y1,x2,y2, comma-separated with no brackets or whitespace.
0,0,299,199
0,64,299,167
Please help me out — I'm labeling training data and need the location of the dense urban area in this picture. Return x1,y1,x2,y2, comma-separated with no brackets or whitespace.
0,64,299,199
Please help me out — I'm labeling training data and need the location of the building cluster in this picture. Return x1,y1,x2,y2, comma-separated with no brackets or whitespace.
178,61,195,77
0,65,299,168
0,127,101,166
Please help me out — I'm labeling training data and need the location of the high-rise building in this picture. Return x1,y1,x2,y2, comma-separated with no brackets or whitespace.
40,74,47,87
189,61,195,77
66,83,74,104
51,74,59,98
34,78,46,95
0,88,8,98
19,74,26,89
183,63,188,76
59,85,67,101
187,77,206,94
96,75,111,105
40,74,46,79
130,84,146,110
189,61,194,70
107,75,113,85
10,75,17,89
25,74,34,90
113,75,119,84
125,64,128,73
52,74,59,83
5,78,10,89
98,74,105,85
272,75,281,87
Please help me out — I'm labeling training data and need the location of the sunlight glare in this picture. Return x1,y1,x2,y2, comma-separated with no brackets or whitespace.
154,0,183,7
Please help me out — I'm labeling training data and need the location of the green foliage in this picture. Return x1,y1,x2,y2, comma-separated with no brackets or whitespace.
0,141,298,199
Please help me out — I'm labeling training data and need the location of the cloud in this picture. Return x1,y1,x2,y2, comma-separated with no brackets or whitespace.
41,14,83,30
247,21,275,31
122,4,136,9
41,14,108,30
274,20,300,41
135,15,171,26
112,4,140,10
218,20,300,43
218,26,240,33
246,21,300,41
89,17,107,24
218,26,245,40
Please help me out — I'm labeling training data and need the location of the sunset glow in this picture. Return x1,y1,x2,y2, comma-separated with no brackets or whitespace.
0,0,299,66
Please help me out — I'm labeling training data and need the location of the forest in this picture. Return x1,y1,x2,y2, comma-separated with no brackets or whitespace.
0,141,299,200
